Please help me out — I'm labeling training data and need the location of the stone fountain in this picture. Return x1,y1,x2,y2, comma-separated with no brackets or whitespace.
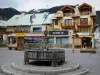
24,30,65,67
1,30,89,75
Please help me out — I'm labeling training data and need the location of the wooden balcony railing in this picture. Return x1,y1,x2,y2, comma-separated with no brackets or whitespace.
61,21,92,28
61,22,74,29
64,13,73,16
78,21,92,27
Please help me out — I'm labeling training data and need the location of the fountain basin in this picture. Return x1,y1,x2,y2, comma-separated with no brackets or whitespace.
24,49,65,66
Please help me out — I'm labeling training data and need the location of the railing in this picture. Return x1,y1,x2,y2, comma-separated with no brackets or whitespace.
78,21,92,27
81,11,90,15
64,13,73,16
61,21,92,28
61,22,74,28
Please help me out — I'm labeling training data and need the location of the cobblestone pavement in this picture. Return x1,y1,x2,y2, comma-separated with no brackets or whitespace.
0,44,100,75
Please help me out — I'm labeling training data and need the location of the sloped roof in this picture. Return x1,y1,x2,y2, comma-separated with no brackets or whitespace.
6,12,54,26
6,15,22,26
78,3,92,9
32,12,49,25
60,5,75,11
43,14,55,24
20,14,32,25
6,14,33,26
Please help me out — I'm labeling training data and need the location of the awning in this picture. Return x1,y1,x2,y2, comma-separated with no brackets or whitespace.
16,33,25,37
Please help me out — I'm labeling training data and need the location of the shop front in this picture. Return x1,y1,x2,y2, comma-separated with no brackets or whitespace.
8,33,24,50
73,32,94,48
8,33,44,50
48,31,72,48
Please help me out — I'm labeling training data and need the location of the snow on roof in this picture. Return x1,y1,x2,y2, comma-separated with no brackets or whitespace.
32,13,49,25
6,12,55,26
43,14,55,24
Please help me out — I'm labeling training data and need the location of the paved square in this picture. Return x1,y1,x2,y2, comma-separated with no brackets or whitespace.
0,44,100,75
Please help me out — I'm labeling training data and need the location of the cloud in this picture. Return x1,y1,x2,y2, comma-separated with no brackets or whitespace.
0,0,19,8
0,0,100,11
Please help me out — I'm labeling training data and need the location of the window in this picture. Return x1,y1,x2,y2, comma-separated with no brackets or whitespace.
81,9,89,15
65,19,72,25
33,27,42,32
53,20,58,25
63,10,72,16
56,37,61,44
56,37,68,44
80,18,88,21
49,38,54,44
80,18,88,25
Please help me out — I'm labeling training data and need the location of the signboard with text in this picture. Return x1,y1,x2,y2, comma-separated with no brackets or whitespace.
49,31,68,35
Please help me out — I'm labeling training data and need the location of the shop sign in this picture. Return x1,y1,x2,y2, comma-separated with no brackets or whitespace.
49,31,68,35
16,33,25,37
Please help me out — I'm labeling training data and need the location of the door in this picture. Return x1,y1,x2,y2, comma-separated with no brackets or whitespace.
82,37,91,48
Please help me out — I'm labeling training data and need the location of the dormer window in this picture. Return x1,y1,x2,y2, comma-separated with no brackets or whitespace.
60,5,75,16
63,10,72,16
81,8,89,15
79,3,92,15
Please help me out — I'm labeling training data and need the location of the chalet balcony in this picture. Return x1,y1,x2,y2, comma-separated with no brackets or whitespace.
61,22,74,29
78,21,92,28
64,13,73,16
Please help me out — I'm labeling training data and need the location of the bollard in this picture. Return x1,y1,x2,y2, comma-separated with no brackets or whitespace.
24,51,29,65
52,51,58,67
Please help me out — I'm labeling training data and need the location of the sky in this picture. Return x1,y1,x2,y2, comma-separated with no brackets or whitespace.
0,0,100,11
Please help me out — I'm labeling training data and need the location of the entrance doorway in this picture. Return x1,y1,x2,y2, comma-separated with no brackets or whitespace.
82,37,92,48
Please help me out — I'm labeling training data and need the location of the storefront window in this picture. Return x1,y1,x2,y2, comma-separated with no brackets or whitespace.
56,37,61,44
62,38,68,44
49,38,54,44
56,37,68,44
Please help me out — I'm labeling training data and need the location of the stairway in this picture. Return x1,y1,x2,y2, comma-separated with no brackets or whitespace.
1,61,89,75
